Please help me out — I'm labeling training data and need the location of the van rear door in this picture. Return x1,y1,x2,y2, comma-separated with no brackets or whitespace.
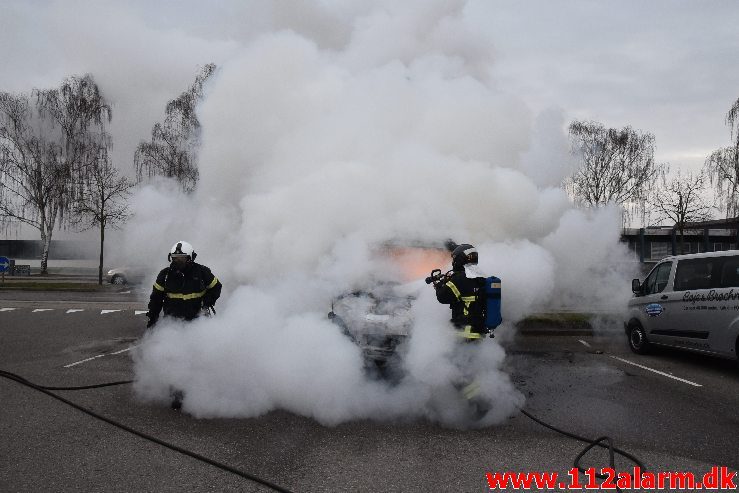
670,256,737,356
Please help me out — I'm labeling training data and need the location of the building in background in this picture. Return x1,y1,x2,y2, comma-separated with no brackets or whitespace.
623,217,739,264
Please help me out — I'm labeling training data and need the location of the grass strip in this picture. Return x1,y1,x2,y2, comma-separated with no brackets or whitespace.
0,282,105,291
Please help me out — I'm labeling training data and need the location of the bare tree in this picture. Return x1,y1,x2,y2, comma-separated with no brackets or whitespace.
705,97,739,217
705,147,738,217
72,146,134,284
135,63,215,192
650,170,713,254
566,120,663,225
728,97,739,157
0,75,111,274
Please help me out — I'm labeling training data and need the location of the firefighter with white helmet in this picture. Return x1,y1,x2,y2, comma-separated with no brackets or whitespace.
146,241,222,327
146,241,222,410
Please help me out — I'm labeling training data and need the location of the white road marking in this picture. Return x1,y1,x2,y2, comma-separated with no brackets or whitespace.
610,356,702,387
64,354,107,368
578,339,591,348
64,345,138,368
119,290,131,294
4,307,149,315
111,345,138,355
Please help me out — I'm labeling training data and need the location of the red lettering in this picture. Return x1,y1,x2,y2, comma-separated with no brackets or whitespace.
669,471,694,489
704,466,718,488
616,472,632,490
484,472,503,489
532,472,558,489
641,471,656,488
483,467,736,491
601,468,617,489
585,467,598,489
721,467,737,489
484,471,535,489
657,471,670,489
568,467,582,489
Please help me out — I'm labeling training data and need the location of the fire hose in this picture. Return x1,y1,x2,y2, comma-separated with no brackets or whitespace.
0,366,644,493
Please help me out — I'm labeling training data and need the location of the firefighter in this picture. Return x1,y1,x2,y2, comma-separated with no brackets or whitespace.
434,243,487,340
146,241,222,410
146,241,222,328
434,243,489,418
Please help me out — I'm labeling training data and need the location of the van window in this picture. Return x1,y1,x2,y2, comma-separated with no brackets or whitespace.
674,258,717,291
644,261,672,294
719,256,739,288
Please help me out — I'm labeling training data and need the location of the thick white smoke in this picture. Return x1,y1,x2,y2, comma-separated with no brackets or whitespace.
128,0,636,426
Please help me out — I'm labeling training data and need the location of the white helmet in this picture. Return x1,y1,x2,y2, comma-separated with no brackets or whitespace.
168,241,196,262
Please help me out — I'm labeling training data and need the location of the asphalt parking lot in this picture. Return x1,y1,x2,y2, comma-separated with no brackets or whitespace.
1,293,738,492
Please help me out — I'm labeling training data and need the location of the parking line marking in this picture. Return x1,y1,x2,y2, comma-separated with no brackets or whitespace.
134,310,147,315
111,345,138,355
64,345,138,368
32,309,53,313
100,310,122,314
64,354,108,368
610,356,702,387
66,309,84,313
578,339,591,348
0,308,17,312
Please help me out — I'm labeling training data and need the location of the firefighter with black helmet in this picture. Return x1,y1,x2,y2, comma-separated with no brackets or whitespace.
433,242,491,419
146,241,222,328
434,243,488,341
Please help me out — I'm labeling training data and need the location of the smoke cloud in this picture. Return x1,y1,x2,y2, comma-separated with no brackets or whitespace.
2,0,637,426
128,1,636,427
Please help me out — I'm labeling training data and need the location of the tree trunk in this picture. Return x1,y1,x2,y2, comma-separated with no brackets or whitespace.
39,207,58,276
40,227,51,276
98,222,105,285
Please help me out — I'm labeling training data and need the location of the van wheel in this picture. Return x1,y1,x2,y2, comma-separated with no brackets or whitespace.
628,323,650,354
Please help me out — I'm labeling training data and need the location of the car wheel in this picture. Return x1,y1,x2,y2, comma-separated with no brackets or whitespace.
628,323,650,354
111,275,127,285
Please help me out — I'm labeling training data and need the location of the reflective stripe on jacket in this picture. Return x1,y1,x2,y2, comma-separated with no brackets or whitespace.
435,269,485,338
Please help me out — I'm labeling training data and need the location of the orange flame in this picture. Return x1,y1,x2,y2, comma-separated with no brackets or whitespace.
385,247,450,282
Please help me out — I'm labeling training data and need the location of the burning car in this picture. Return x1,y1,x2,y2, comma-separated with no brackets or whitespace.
328,242,452,381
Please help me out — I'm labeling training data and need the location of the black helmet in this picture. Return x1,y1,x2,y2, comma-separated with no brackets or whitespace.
451,243,478,269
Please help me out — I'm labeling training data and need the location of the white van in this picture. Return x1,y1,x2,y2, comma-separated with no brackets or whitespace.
626,250,739,361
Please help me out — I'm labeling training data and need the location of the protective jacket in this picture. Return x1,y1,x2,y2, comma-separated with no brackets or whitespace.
435,268,486,340
147,262,221,324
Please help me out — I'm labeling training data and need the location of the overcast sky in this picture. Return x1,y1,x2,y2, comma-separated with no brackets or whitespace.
473,0,739,171
2,0,739,178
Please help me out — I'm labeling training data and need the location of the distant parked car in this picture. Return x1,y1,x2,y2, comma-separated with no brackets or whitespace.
106,266,147,285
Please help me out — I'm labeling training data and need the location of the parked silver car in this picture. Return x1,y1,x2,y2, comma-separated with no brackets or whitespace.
626,250,739,361
106,266,148,285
